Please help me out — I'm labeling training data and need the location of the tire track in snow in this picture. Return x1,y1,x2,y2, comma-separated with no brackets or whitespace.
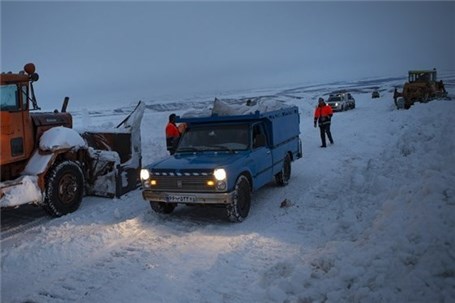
0,217,50,243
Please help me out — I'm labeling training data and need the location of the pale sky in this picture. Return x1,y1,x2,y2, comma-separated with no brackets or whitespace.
1,1,454,110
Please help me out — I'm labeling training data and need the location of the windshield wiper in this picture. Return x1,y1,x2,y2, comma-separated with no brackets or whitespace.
206,145,234,153
176,147,200,152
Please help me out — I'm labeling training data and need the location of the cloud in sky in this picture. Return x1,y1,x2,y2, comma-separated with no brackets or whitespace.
2,1,454,110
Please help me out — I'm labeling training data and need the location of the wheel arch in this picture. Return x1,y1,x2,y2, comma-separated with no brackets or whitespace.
23,147,86,192
237,171,253,192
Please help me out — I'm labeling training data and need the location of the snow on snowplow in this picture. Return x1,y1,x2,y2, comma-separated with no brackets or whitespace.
0,63,145,216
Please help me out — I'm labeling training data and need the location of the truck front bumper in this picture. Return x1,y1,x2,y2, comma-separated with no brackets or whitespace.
142,190,235,205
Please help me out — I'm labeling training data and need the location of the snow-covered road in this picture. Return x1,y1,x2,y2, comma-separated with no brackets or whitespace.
1,78,454,303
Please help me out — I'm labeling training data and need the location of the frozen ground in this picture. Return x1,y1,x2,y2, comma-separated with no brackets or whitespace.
1,75,455,303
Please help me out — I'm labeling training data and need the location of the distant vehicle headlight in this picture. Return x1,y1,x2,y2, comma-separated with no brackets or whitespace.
140,169,150,180
214,168,227,181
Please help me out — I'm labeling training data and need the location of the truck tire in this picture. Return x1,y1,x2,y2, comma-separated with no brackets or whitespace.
275,154,291,186
43,161,84,217
150,202,176,214
226,175,251,222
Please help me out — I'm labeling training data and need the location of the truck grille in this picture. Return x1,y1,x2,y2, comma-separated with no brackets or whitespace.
147,170,218,192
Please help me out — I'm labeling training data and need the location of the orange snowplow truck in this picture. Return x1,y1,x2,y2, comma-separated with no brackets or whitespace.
1,63,145,216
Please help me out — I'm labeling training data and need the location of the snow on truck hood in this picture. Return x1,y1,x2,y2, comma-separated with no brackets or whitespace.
147,152,247,171
40,126,87,152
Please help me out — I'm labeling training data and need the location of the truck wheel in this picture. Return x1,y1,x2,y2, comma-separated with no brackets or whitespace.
150,202,176,214
404,100,412,110
43,161,84,217
275,154,291,186
226,176,251,222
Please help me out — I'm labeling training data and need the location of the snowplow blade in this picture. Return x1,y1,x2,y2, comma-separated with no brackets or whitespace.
81,101,145,198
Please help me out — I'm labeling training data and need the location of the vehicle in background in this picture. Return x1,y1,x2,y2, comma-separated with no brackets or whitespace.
0,63,144,216
326,92,355,111
140,99,302,222
393,69,448,109
372,91,380,98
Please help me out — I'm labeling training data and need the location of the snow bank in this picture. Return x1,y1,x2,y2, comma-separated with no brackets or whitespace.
0,176,42,207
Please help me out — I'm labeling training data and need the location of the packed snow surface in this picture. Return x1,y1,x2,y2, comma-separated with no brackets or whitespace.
1,77,454,303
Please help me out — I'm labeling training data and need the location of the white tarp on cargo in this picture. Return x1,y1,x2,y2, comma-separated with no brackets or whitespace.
183,97,291,118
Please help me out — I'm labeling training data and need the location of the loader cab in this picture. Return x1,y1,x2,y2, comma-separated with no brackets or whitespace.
408,70,437,83
0,65,37,180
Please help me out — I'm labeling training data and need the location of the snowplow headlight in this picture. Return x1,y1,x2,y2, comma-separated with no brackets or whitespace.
214,168,226,181
140,169,150,180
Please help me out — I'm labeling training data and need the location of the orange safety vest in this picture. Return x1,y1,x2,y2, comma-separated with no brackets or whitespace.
314,105,333,125
165,122,180,139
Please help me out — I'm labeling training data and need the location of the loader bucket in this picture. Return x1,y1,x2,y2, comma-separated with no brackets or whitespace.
81,101,145,198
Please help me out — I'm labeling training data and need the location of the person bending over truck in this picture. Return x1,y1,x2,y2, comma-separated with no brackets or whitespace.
314,97,334,148
165,113,181,155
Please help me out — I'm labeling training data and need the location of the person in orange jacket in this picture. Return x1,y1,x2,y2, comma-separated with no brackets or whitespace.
165,113,182,155
314,97,334,148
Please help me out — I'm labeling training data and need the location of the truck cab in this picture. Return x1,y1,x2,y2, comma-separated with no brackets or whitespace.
141,102,302,222
1,64,73,182
0,63,64,181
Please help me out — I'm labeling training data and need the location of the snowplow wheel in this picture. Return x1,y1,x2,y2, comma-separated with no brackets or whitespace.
226,175,251,222
404,99,412,110
43,161,84,217
150,202,176,214
275,154,291,186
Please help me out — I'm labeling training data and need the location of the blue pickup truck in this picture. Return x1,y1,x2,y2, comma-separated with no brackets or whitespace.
140,103,302,222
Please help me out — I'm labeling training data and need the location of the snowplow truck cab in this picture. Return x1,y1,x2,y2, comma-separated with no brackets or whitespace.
393,69,447,109
0,63,145,216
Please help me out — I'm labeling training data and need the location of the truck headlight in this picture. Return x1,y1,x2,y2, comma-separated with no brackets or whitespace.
214,168,226,181
140,169,150,180
216,181,227,191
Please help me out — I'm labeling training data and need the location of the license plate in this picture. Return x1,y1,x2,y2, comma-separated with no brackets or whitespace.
166,194,196,203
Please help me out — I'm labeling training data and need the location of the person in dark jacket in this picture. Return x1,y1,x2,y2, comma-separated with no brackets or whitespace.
314,98,334,148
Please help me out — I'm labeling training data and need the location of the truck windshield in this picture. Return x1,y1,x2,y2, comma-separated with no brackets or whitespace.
0,85,19,111
177,124,249,152
328,97,341,102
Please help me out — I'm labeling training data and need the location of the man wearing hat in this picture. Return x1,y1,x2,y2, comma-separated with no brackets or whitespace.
314,98,334,148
